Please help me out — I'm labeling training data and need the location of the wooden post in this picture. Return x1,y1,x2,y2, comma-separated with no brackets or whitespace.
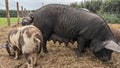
5,0,10,26
21,6,24,17
24,8,26,17
16,2,20,24
42,2,44,6
24,8,28,17
25,8,28,16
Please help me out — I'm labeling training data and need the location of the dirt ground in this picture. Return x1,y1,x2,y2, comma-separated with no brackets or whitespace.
0,24,120,68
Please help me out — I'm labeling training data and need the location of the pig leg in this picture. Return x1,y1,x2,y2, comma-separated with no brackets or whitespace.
13,47,20,59
42,31,53,53
43,37,48,53
14,51,18,59
33,53,38,66
82,41,91,53
4,43,12,56
77,37,85,57
40,20,54,53
24,54,34,68
34,45,40,66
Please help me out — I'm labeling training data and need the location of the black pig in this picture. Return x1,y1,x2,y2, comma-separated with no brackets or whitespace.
21,4,120,62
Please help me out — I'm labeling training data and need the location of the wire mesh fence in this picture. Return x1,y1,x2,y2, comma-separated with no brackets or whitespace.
0,0,29,27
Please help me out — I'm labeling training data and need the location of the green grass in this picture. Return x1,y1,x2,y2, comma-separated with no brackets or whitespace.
97,11,120,24
0,17,22,28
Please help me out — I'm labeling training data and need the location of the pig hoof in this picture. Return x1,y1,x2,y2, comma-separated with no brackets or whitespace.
77,53,83,57
43,50,48,53
27,64,34,68
14,57,18,60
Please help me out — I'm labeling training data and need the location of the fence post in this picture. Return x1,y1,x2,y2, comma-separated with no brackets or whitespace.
5,0,10,26
21,6,24,17
16,2,20,24
42,2,44,6
24,8,26,17
24,8,28,17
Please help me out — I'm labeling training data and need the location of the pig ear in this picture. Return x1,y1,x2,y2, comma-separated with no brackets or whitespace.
0,43,7,49
105,41,120,52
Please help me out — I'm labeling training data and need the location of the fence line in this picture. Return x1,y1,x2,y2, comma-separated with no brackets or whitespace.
0,0,120,26
0,0,29,26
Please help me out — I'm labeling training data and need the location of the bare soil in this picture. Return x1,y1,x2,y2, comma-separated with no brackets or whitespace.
0,24,120,68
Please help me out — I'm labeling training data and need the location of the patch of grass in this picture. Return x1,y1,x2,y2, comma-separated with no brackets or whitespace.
0,17,22,28
97,12,120,24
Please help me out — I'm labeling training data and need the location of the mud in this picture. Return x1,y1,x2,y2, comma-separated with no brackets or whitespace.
0,24,120,68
